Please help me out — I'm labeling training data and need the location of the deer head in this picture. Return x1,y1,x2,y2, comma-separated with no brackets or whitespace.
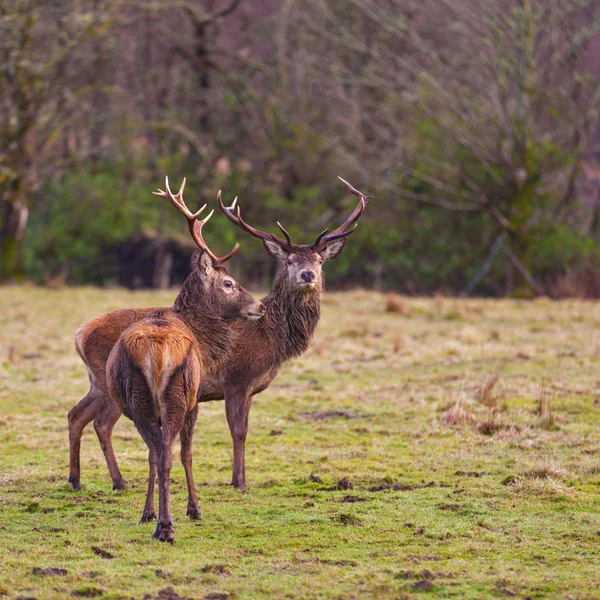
154,177,265,320
218,177,373,294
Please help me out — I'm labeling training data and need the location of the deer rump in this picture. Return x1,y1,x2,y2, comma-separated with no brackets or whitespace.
107,316,201,423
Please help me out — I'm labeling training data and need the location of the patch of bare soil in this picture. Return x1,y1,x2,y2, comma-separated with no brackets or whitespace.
477,420,522,435
298,410,360,421
337,477,353,490
338,495,366,503
201,565,230,575
412,580,435,591
437,503,463,511
369,481,436,492
91,546,114,559
32,567,67,576
71,587,104,598
317,559,357,567
336,513,364,526
143,588,193,600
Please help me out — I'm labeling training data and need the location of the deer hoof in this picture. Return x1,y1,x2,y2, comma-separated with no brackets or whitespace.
231,479,246,491
68,477,82,492
187,506,202,520
138,511,157,524
153,523,174,543
112,479,126,491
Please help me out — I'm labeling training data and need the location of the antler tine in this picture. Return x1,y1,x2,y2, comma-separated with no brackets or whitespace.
189,208,240,266
153,176,208,220
154,177,240,266
313,227,330,247
276,222,293,246
337,176,374,204
217,189,292,248
313,176,373,248
217,190,242,227
235,206,290,247
316,222,359,246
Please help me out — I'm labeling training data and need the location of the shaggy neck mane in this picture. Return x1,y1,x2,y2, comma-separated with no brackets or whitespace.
172,269,231,372
261,271,321,363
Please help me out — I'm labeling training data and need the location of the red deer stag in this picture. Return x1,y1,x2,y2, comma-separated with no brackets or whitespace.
68,178,372,492
92,178,263,542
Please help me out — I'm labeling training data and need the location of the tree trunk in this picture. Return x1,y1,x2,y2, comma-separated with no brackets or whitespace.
152,238,173,289
0,199,29,282
372,259,383,291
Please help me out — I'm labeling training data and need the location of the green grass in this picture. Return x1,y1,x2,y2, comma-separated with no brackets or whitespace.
1,287,600,598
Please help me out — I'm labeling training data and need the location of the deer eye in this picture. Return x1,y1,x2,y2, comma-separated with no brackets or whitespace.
287,258,293,265
223,280,233,288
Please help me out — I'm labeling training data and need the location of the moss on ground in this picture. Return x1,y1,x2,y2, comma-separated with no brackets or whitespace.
1,287,600,598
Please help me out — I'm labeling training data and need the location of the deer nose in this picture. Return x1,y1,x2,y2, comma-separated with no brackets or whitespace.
301,270,315,283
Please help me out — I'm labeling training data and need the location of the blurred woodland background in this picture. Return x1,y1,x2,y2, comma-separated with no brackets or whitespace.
1,0,600,296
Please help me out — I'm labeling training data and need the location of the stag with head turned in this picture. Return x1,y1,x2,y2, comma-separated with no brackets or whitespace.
104,178,264,542
69,177,373,495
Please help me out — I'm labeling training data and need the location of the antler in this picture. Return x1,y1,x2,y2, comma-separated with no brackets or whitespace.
153,176,240,266
217,191,293,250
312,177,374,248
217,177,373,250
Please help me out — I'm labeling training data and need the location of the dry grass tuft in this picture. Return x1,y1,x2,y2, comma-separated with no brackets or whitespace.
489,329,501,341
477,374,501,409
440,396,475,426
341,326,369,339
509,475,578,498
524,463,566,480
385,294,411,316
477,417,520,436
392,335,405,354
537,384,559,430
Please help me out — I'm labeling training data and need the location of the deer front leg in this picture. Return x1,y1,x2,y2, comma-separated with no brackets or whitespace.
93,398,124,490
139,450,157,524
133,421,164,536
180,405,201,520
225,389,252,491
68,387,104,491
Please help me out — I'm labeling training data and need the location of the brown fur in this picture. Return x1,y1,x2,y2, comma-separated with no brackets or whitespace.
70,182,370,498
101,250,262,542
69,245,343,492
119,317,200,415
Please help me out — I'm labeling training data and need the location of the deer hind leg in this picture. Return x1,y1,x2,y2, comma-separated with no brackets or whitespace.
93,398,125,490
225,390,252,491
154,366,198,542
133,420,163,533
139,449,157,524
180,405,201,520
153,367,192,542
68,386,104,491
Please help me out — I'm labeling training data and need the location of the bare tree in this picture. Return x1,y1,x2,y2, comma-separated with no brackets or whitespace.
0,0,122,280
277,0,600,292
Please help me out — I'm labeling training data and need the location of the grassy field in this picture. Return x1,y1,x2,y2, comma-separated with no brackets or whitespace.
1,287,600,599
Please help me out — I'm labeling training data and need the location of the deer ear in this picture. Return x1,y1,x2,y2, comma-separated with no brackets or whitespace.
191,250,202,270
197,250,216,275
263,240,289,262
319,239,347,261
